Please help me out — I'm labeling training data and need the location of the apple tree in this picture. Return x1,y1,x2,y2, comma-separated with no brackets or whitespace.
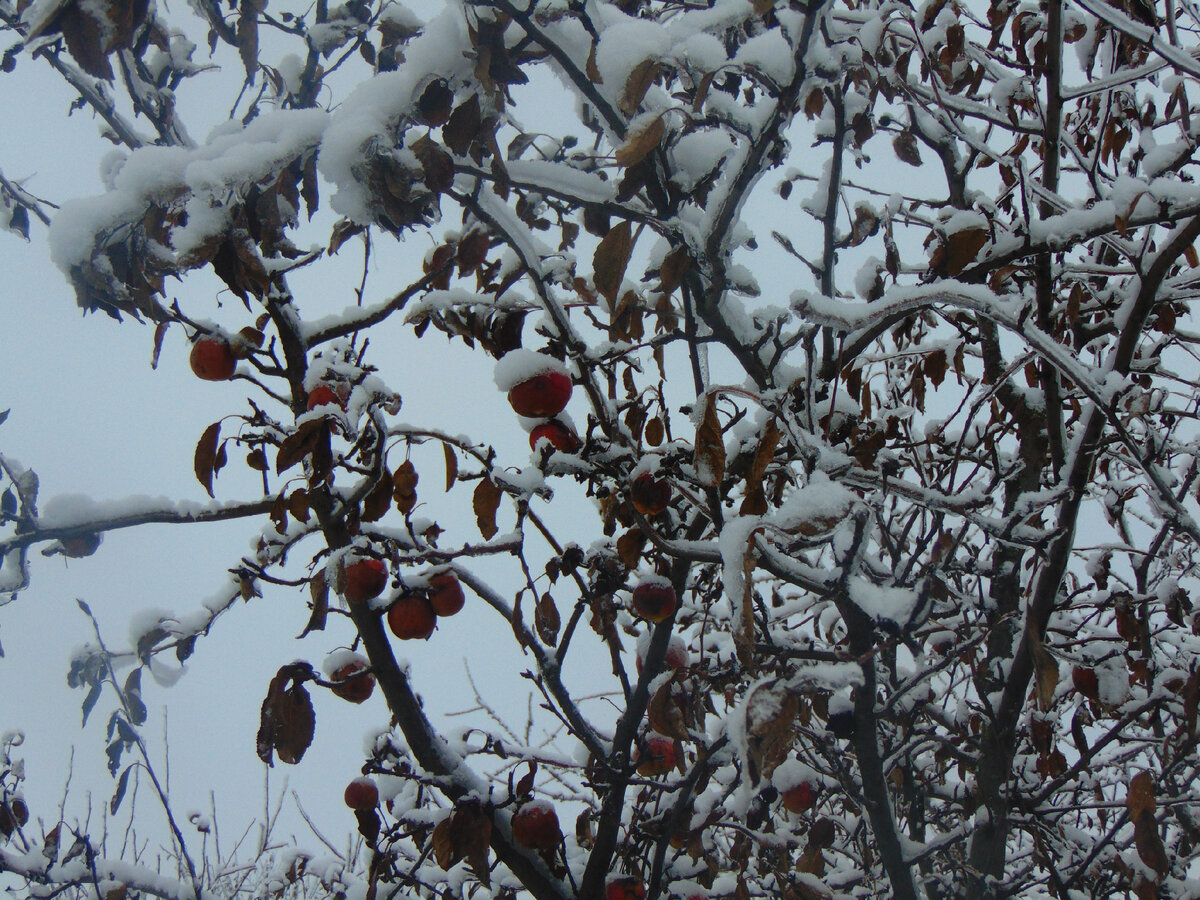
5,0,1200,898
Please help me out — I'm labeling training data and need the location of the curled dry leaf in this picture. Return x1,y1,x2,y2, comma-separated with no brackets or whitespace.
594,221,633,305
431,798,492,885
256,663,316,767
743,678,799,784
473,477,502,540
694,393,725,488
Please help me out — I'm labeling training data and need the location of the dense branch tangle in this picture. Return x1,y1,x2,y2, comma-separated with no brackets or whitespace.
6,0,1200,899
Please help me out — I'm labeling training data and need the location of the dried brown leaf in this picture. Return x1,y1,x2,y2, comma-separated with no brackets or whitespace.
194,422,221,498
694,392,725,488
615,116,665,167
620,60,660,116
473,478,502,540
593,221,633,304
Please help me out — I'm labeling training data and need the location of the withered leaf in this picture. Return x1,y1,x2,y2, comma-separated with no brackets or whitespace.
658,246,692,296
1133,807,1169,877
893,130,922,166
1029,627,1059,712
444,94,482,156
740,419,779,516
931,227,988,277
194,422,221,498
1127,772,1157,819
620,59,660,116
432,799,492,884
360,467,393,523
60,8,113,80
616,527,646,570
287,488,310,524
443,443,458,492
329,219,364,255
694,392,725,488
593,221,633,304
615,116,665,168
277,418,329,474
297,569,328,638
743,679,798,784
535,592,560,645
647,681,688,741
418,79,454,127
474,477,502,540
411,135,455,194
645,416,664,447
392,460,419,515
256,663,315,767
237,0,259,79
300,154,319,220
924,349,948,388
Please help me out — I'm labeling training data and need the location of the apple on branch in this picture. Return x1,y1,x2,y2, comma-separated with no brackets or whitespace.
529,419,581,453
323,650,375,704
495,350,573,418
189,337,237,381
510,799,561,851
427,572,465,617
635,733,679,776
340,555,389,605
631,575,678,623
344,777,379,811
387,594,437,640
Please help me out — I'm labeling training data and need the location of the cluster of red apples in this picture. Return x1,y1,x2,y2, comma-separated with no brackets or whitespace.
341,555,465,642
190,335,352,413
499,355,580,453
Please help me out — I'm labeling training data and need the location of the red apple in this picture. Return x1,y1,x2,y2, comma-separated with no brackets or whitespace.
510,800,561,851
636,735,678,776
508,372,572,418
606,876,646,900
330,655,375,704
632,578,678,623
428,573,465,617
636,634,688,677
189,338,237,381
529,420,581,453
1072,666,1100,702
344,777,379,810
307,384,346,411
61,533,102,558
630,473,670,516
342,557,388,604
781,781,819,814
387,595,437,640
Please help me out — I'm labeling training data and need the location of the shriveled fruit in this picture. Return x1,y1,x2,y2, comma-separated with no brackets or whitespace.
387,595,437,640
428,573,465,617
630,473,670,516
189,338,237,381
